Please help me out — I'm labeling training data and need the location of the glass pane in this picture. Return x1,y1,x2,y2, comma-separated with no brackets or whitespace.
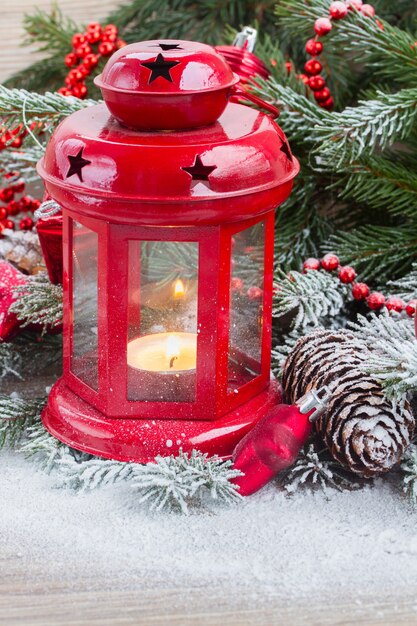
228,222,265,393
127,240,199,402
71,221,98,390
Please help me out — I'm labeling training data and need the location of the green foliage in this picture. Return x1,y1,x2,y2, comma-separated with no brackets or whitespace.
10,273,63,332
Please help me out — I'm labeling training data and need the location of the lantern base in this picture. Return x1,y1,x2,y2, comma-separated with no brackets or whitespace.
42,376,282,463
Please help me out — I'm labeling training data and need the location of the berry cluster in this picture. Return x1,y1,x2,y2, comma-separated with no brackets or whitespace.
0,121,43,152
58,23,126,99
0,172,40,237
301,0,377,111
303,254,417,317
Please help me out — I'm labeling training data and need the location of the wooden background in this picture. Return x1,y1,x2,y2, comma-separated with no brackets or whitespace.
1,0,118,83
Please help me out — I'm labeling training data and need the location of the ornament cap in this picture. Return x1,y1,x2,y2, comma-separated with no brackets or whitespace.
297,387,331,422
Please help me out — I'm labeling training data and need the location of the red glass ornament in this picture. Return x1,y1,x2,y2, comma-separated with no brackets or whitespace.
321,253,340,271
0,261,28,339
304,59,323,76
4,219,15,230
303,257,320,271
0,188,14,203
305,39,323,56
367,291,385,310
330,1,349,18
0,207,7,220
7,200,19,216
314,87,331,103
361,3,375,16
406,300,417,318
314,18,333,36
19,217,33,230
338,265,356,284
352,282,370,300
385,296,405,313
65,53,78,68
232,389,330,496
37,39,300,463
308,75,326,91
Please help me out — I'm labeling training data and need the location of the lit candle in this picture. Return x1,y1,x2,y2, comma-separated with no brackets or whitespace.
174,278,185,299
127,331,197,372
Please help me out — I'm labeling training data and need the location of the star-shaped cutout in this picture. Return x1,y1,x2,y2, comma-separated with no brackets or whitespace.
141,53,180,84
280,138,293,163
153,43,183,51
182,155,217,182
66,148,91,182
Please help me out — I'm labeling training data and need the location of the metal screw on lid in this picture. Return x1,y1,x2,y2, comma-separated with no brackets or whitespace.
296,387,331,422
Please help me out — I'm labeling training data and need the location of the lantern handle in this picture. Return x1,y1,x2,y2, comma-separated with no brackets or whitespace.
230,84,280,118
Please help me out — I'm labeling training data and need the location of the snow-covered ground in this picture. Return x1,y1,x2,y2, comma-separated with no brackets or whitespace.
1,449,417,606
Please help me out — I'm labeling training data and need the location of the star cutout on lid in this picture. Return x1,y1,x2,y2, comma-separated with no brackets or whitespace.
66,148,91,182
280,138,293,163
141,53,180,84
153,43,183,51
182,155,217,182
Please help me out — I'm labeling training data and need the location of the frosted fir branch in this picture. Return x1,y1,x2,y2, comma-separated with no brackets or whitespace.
10,272,63,331
273,269,349,331
349,312,417,399
387,264,417,301
401,445,417,505
54,452,135,490
0,86,97,133
0,342,22,379
0,145,45,182
131,450,243,514
279,442,361,495
0,394,45,449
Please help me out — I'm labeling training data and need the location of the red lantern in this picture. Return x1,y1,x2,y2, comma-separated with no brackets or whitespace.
215,27,270,84
37,40,299,463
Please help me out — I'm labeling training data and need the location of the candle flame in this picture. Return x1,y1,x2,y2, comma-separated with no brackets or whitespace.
166,334,181,368
174,279,185,299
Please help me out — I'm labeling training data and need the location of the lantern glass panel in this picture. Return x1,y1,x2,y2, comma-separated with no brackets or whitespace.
127,240,199,402
70,220,99,390
228,221,265,392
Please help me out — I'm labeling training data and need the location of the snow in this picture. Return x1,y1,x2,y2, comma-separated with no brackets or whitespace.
1,451,417,600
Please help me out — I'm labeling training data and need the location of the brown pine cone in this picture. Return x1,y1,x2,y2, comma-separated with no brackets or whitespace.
281,330,415,477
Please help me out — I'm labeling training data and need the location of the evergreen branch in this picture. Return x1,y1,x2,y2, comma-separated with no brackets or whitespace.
349,312,417,399
401,444,417,505
0,86,96,133
0,342,22,379
0,394,45,449
10,273,63,331
273,268,349,330
387,264,417,300
22,7,77,54
131,450,243,513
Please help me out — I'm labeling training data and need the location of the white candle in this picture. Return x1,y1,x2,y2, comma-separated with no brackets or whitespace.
127,332,197,373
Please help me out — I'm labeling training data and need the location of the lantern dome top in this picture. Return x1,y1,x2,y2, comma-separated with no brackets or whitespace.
37,100,299,224
94,40,241,129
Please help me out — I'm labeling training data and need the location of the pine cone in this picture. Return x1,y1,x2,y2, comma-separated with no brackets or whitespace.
282,330,415,477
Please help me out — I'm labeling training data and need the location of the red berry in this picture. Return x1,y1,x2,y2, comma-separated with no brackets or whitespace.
385,296,405,313
87,30,102,44
83,53,99,69
305,39,324,56
10,136,22,148
87,22,101,32
7,200,19,215
231,277,244,293
247,286,263,301
10,180,25,193
352,282,370,300
321,96,335,110
0,223,5,237
321,253,340,271
0,207,7,220
104,24,117,32
361,3,375,16
72,33,87,47
4,219,14,230
58,87,73,96
303,258,320,271
102,31,118,43
285,61,293,73
98,41,116,56
0,188,14,202
367,292,385,310
329,1,348,19
314,87,331,103
338,266,357,284
65,53,78,67
299,74,310,85
308,75,326,91
75,43,92,58
72,83,88,99
347,0,363,8
406,300,417,317
19,217,34,231
314,18,333,36
304,59,323,76
116,40,127,49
